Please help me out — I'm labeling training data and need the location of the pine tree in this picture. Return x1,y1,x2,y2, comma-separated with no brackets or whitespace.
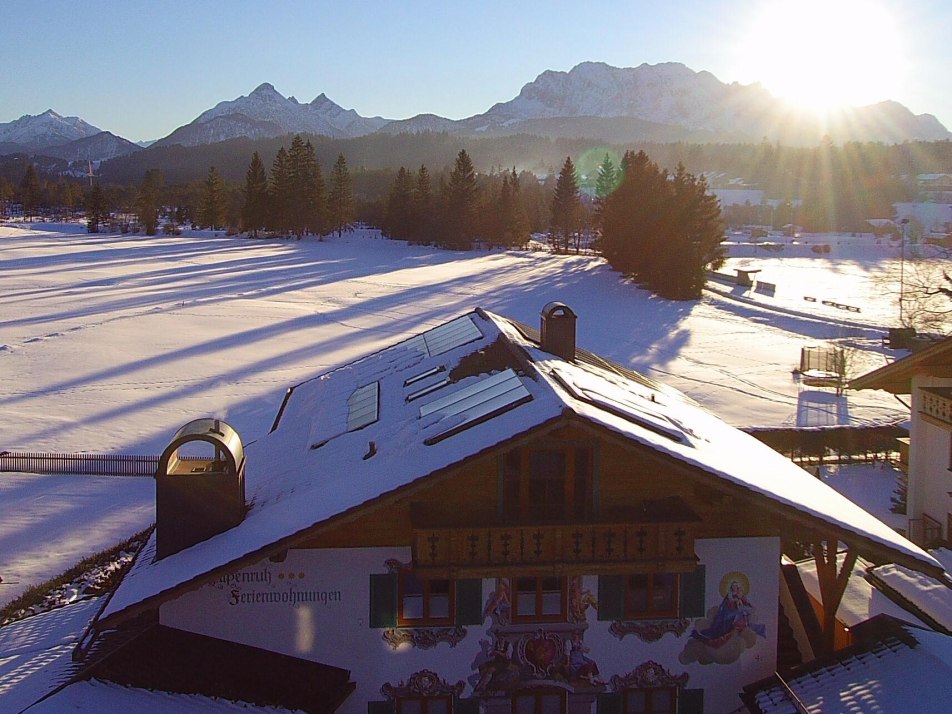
136,168,163,235
268,147,291,235
85,183,109,233
199,166,227,230
384,166,414,240
594,153,618,231
303,141,326,237
19,163,42,219
241,151,268,237
412,164,433,244
505,167,531,248
600,151,724,300
328,153,354,237
442,149,478,249
550,156,581,253
287,135,309,238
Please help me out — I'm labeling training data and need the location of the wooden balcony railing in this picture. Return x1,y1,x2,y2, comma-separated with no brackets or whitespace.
922,388,952,427
412,521,696,575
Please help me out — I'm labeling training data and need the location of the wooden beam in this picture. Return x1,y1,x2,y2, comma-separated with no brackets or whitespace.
812,539,858,654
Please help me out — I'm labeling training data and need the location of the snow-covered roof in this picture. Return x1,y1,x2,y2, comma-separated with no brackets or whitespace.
98,308,941,627
794,555,928,629
851,334,952,393
30,679,302,713
0,596,104,711
867,562,952,632
748,620,952,713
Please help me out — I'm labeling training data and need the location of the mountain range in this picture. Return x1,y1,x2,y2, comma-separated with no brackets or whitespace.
3,62,949,163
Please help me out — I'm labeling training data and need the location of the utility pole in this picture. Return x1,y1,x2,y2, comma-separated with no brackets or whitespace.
899,217,909,325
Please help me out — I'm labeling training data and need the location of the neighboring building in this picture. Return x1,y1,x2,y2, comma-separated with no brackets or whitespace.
852,336,952,545
742,615,952,713
47,305,941,713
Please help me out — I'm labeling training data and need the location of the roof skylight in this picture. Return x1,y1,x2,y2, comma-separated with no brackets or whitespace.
421,368,532,445
401,315,483,358
347,382,380,432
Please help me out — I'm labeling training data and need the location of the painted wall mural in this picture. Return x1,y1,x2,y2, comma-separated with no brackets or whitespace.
469,576,606,696
679,571,767,665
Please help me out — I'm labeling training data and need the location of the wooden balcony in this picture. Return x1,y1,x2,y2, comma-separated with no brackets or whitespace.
412,521,696,577
922,387,952,427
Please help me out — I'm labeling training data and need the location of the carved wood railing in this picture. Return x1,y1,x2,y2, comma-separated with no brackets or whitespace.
922,388,952,427
412,521,696,575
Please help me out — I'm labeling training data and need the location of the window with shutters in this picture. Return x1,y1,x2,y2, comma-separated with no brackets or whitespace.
625,573,679,619
623,688,677,714
512,576,566,623
397,697,453,714
399,571,453,626
511,689,566,714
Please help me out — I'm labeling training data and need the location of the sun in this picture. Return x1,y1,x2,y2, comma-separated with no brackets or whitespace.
741,0,903,115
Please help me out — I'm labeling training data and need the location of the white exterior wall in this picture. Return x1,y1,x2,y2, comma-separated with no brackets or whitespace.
909,375,952,538
160,537,779,714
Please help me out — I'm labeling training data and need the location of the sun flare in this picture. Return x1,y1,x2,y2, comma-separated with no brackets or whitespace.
743,0,903,114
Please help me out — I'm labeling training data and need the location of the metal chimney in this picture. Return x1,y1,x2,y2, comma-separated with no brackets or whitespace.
540,301,577,361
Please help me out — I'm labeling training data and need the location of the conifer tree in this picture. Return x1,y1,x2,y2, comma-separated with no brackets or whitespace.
594,153,618,231
268,147,291,235
241,151,268,237
85,183,109,233
303,140,327,237
550,156,581,253
601,151,724,300
199,166,227,230
505,167,531,248
135,168,163,235
286,135,310,238
412,164,433,244
442,149,478,249
328,153,354,237
19,163,41,219
384,166,414,240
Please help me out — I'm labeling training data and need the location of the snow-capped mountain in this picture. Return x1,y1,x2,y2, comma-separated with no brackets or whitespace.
0,110,103,152
154,83,390,147
40,131,142,162
461,61,949,144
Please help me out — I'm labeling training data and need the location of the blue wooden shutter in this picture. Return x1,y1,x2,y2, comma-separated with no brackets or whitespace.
679,565,706,618
598,574,624,621
456,578,483,625
678,687,704,713
370,572,397,628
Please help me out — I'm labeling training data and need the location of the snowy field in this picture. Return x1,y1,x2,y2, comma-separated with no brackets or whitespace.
0,221,946,606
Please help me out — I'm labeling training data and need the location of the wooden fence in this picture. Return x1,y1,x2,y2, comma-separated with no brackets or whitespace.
0,451,158,476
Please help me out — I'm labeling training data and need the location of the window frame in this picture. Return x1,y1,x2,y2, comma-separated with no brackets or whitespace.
512,575,567,623
623,572,680,620
511,689,567,714
396,696,453,714
501,443,595,523
623,687,678,714
397,570,455,627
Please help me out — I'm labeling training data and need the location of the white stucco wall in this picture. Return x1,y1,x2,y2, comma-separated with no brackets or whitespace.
909,375,952,538
160,537,780,713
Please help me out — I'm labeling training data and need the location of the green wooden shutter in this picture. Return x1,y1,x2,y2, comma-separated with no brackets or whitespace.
598,574,624,621
678,687,704,714
679,564,706,618
456,578,484,625
370,572,397,628
368,701,396,714
455,696,481,714
596,692,622,714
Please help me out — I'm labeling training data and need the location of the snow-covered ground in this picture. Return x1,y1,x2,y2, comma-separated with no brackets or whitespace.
0,222,945,607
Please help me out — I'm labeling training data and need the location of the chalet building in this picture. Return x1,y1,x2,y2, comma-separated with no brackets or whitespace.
851,335,952,546
81,304,941,714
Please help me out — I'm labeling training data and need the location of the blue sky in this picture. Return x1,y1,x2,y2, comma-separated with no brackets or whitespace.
4,0,949,142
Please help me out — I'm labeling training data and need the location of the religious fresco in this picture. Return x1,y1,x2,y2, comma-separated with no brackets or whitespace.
469,576,606,695
679,571,767,665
